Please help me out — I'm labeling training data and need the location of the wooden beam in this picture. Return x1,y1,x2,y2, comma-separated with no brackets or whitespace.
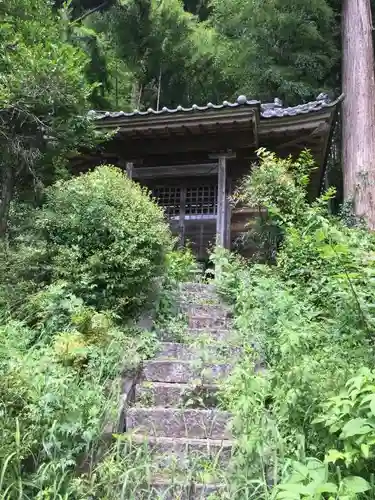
209,151,237,160
112,132,255,157
132,162,218,179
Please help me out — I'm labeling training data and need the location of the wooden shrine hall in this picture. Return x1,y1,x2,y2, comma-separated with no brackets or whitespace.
77,94,341,259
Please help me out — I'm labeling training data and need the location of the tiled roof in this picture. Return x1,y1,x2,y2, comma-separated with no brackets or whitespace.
89,93,341,121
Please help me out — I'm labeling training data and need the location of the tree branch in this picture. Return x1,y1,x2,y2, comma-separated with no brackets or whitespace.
75,1,111,23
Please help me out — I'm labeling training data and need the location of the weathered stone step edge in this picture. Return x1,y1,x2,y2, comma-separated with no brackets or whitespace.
128,434,233,470
188,316,233,329
185,328,235,342
179,283,216,293
146,480,224,500
143,359,233,384
157,342,241,361
179,293,220,303
180,303,232,316
130,434,233,447
130,434,234,462
151,481,225,500
179,300,224,312
126,407,231,439
136,381,219,407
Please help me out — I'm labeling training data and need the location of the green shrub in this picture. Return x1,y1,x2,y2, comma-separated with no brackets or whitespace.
0,237,50,317
165,247,200,283
0,167,172,495
32,165,172,319
154,247,200,325
314,368,375,474
1,167,173,320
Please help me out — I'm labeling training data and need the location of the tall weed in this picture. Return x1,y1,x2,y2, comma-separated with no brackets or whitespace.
214,149,375,498
0,167,174,497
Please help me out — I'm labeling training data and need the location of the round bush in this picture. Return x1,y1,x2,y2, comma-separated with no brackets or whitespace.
36,165,172,318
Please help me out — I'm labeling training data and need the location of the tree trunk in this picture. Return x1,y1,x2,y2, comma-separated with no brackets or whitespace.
342,0,375,227
130,81,138,109
0,164,14,237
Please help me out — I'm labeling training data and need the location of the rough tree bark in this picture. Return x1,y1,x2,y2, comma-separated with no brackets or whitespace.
342,0,375,227
0,164,14,237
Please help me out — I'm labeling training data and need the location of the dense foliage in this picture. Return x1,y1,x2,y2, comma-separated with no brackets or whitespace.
211,0,340,104
36,166,172,318
0,0,99,236
0,305,146,498
2,0,375,497
1,167,172,320
55,0,344,112
214,150,375,498
0,163,179,496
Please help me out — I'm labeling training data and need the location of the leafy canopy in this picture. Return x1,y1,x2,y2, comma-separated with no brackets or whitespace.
0,0,97,235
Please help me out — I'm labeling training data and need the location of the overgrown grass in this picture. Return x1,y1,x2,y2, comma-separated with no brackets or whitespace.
213,150,375,499
0,307,158,498
0,167,183,498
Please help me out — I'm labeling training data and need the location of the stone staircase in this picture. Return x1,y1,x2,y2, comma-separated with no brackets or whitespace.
125,282,238,498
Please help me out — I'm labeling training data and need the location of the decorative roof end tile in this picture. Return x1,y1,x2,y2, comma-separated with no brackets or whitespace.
236,95,247,105
274,98,283,107
316,92,330,103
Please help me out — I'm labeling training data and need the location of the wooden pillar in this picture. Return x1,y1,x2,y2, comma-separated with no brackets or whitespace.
118,159,134,178
179,187,186,247
211,152,235,248
226,177,232,249
126,161,133,179
216,155,227,247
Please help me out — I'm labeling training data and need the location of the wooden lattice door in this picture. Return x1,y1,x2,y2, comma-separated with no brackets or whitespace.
152,183,218,258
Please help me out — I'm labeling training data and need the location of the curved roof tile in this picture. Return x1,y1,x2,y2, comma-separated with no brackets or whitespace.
88,94,342,121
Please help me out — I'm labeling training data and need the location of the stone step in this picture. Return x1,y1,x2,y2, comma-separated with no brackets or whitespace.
126,408,231,439
157,342,203,360
136,381,219,408
143,359,232,384
130,435,233,469
188,315,232,329
157,342,240,362
179,284,220,305
147,477,223,499
186,328,233,342
179,299,221,310
180,283,216,294
180,303,232,318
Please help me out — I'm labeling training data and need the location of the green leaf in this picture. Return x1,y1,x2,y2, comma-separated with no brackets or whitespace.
325,449,345,464
342,476,371,493
292,462,309,479
361,443,370,458
341,418,372,438
276,492,300,500
316,483,338,494
277,483,310,495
